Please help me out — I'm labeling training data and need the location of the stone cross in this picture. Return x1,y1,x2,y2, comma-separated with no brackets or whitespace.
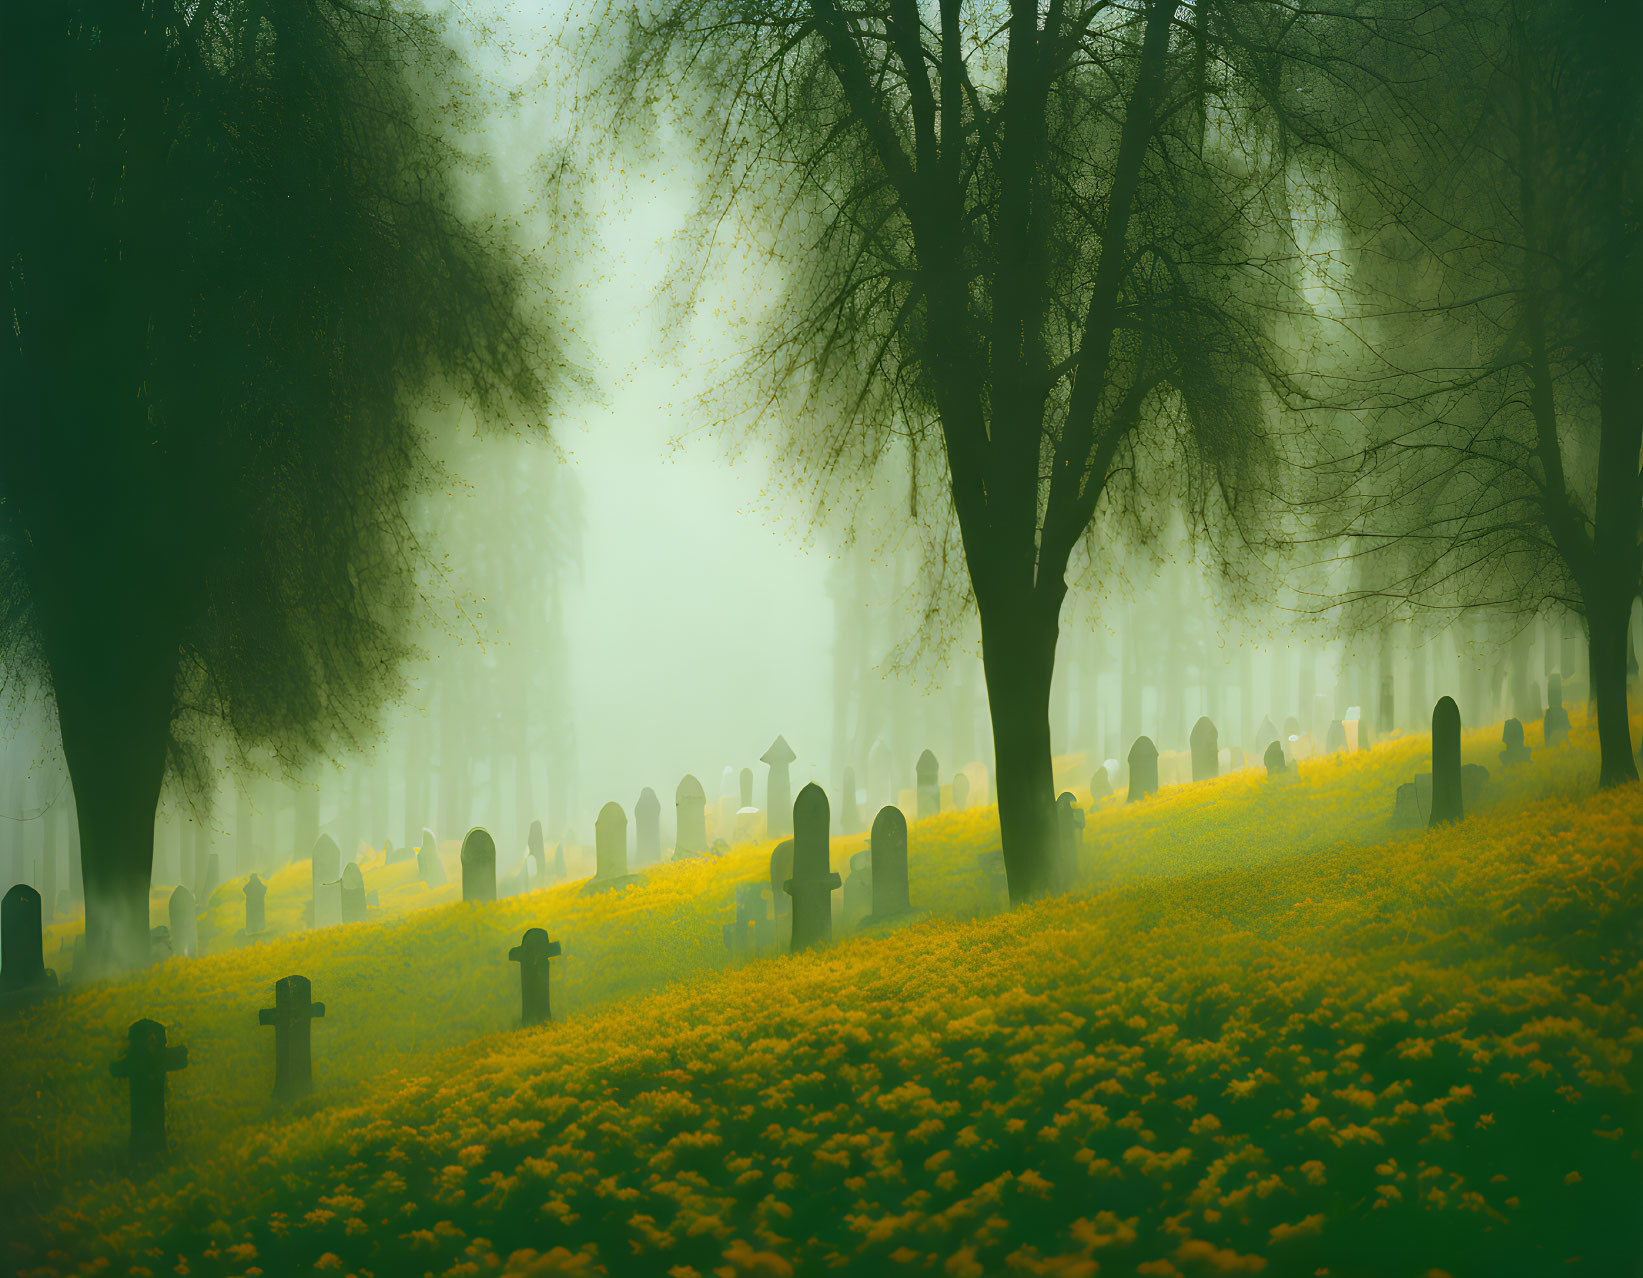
634,788,661,865
1501,718,1532,765
739,768,754,809
1429,696,1463,825
769,839,794,917
841,766,860,834
312,834,342,927
340,862,366,922
1,884,55,994
168,885,198,959
1263,741,1285,776
1127,736,1159,801
1089,767,1111,800
1190,717,1219,782
1326,720,1347,754
243,874,267,936
461,827,497,903
1055,792,1085,885
675,775,707,856
594,801,629,881
528,820,547,878
508,928,562,1025
785,783,839,951
762,736,797,836
257,975,325,1104
952,772,970,810
417,827,446,888
915,750,940,820
110,1019,187,1162
869,804,911,920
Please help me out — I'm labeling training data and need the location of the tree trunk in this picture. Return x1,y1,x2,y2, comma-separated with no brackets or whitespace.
1587,590,1638,788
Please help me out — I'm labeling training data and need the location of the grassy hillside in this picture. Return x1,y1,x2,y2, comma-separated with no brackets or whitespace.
5,714,1639,1275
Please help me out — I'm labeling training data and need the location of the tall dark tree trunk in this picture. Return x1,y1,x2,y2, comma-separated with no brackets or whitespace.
1587,590,1638,788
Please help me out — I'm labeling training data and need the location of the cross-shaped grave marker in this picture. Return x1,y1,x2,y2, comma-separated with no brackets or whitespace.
110,1019,188,1163
508,927,562,1025
258,974,326,1104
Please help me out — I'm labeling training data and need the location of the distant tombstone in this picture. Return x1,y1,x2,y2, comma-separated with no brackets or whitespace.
868,804,911,921
168,885,198,959
1263,741,1286,776
759,840,793,924
1189,717,1219,782
460,827,498,903
508,928,562,1025
952,772,971,810
589,801,637,892
718,766,739,845
243,874,267,936
1282,715,1303,743
762,736,798,836
1392,781,1422,829
867,739,893,809
1089,767,1110,800
311,835,342,927
1126,736,1159,802
841,766,860,834
1356,718,1373,752
1461,763,1489,808
1326,720,1347,754
634,789,661,865
915,750,940,820
528,820,546,878
785,784,839,951
842,850,873,924
110,1019,187,1163
1500,719,1532,766
675,775,708,856
739,768,755,809
1055,792,1085,886
1543,671,1571,748
416,828,446,888
1255,716,1280,755
1,884,55,994
257,975,326,1104
340,862,366,922
1429,697,1463,826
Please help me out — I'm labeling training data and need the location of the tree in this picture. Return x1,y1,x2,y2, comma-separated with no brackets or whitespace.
1,0,564,973
604,0,1350,899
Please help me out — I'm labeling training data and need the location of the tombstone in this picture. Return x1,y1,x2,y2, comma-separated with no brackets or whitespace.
1089,766,1111,800
915,750,940,820
634,788,661,865
110,1019,187,1163
1461,763,1489,807
508,928,561,1026
1255,716,1279,756
587,802,639,893
257,975,326,1104
867,739,894,810
0,884,55,994
1189,717,1219,782
762,736,797,837
1055,792,1085,886
311,834,343,927
785,784,839,952
952,772,971,810
1263,741,1285,776
675,775,708,856
1392,781,1422,830
528,820,547,878
841,766,860,834
1356,718,1373,752
868,804,911,921
768,839,794,917
1543,671,1571,748
1325,720,1347,754
718,766,739,845
243,874,267,936
460,827,497,903
1126,737,1159,801
340,862,366,922
842,850,873,924
739,768,755,809
416,827,447,888
1500,719,1532,766
168,885,198,959
1429,697,1463,826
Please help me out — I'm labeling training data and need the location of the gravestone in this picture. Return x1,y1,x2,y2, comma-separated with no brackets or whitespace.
1356,718,1373,752
1127,737,1159,801
312,834,343,928
243,874,267,936
1255,716,1280,755
528,820,547,879
634,789,661,866
739,768,755,809
718,766,739,845
1190,717,1219,782
785,784,839,951
842,850,873,924
257,975,325,1104
1429,697,1463,826
1326,720,1347,754
868,739,893,809
916,750,940,820
417,828,446,888
168,885,198,959
1263,741,1285,776
460,827,497,903
1461,763,1489,807
841,766,860,834
110,1019,187,1163
1501,719,1532,766
868,804,911,921
769,839,794,917
508,928,561,1025
675,775,708,856
1392,781,1422,829
1089,766,1111,800
586,801,640,893
1056,792,1085,886
340,862,366,922
1543,672,1570,747
952,772,971,810
1,884,55,994
762,736,797,836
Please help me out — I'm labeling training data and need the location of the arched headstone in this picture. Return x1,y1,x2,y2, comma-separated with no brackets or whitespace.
311,834,342,928
1501,718,1531,765
1429,697,1463,825
460,827,497,903
1089,766,1111,800
0,884,54,993
952,772,971,810
595,801,629,881
1056,792,1085,886
168,885,198,959
340,862,366,922
1263,741,1285,776
634,789,661,865
786,784,839,951
915,750,940,820
417,827,446,888
868,805,910,920
1190,717,1219,782
675,775,707,856
1127,737,1159,801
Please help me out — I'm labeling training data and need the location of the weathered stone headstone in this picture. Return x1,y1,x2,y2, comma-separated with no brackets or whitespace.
1127,736,1159,801
739,768,755,809
1326,720,1347,754
952,772,971,810
1429,696,1463,826
508,928,561,1025
868,804,911,921
916,749,940,820
110,1019,187,1163
1055,792,1085,885
1089,766,1111,800
1,884,55,994
1461,763,1489,807
762,736,797,836
417,827,446,888
769,839,794,917
634,789,661,866
257,975,325,1104
841,766,860,834
1190,717,1219,782
168,885,198,959
1263,741,1285,776
1392,781,1422,829
587,801,638,892
785,784,839,951
1500,719,1531,766
311,834,342,927
842,850,873,924
528,820,547,878
340,862,366,922
460,827,497,903
1543,672,1570,747
243,874,267,936
675,775,707,856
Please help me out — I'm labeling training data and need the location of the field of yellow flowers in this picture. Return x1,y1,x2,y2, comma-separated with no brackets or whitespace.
4,713,1639,1276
